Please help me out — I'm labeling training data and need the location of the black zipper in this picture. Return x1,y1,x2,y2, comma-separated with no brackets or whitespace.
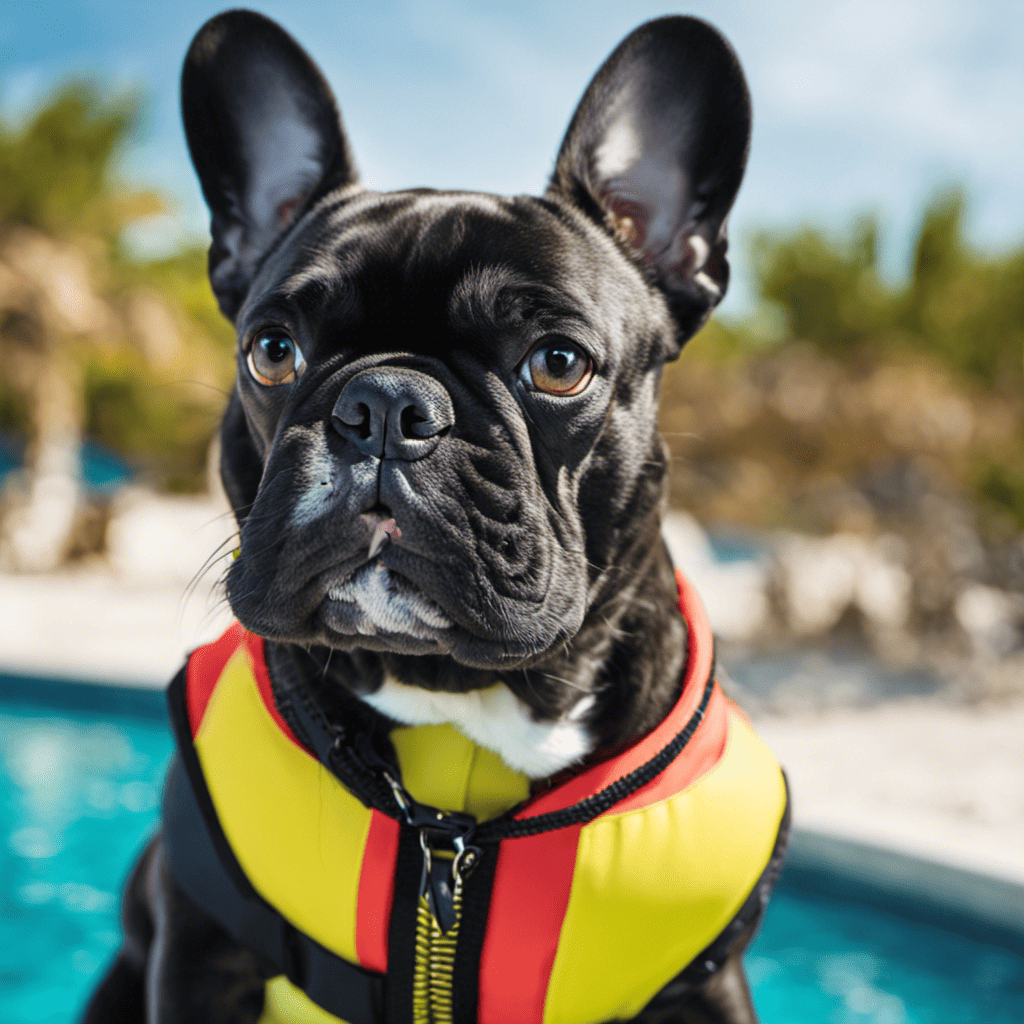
273,645,717,1024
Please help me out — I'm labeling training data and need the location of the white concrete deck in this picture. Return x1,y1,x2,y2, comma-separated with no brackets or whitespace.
0,566,233,687
758,700,1024,887
1,491,236,687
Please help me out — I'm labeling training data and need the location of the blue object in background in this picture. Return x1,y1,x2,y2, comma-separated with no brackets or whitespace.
78,441,134,495
0,436,133,496
2,683,1023,1024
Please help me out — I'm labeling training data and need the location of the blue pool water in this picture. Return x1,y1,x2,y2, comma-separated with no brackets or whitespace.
2,688,1023,1024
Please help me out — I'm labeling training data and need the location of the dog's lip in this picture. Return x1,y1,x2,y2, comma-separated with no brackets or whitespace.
359,511,402,560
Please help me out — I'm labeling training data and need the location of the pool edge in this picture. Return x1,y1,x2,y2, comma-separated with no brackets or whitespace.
785,827,1024,952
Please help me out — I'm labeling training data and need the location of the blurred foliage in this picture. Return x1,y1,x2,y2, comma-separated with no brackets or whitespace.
750,190,1024,388
662,190,1024,538
83,355,224,494
752,216,889,352
0,82,163,241
976,456,1024,532
0,82,233,496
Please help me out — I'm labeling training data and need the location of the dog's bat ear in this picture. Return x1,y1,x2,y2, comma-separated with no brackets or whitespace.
548,17,751,354
219,387,264,525
182,10,357,319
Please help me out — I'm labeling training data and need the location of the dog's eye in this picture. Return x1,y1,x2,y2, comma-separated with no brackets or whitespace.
247,329,305,386
521,337,593,396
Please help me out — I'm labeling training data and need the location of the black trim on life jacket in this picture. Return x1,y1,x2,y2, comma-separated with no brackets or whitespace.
274,646,718,849
384,825,428,1024
276,662,404,815
163,666,386,1024
451,839,501,1024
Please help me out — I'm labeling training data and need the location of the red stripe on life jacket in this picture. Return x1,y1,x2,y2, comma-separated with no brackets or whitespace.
517,570,716,820
241,630,309,753
185,622,245,735
606,682,729,815
478,824,583,1024
356,810,400,972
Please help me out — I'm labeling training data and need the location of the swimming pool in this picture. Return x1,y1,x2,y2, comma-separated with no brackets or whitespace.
2,681,1023,1024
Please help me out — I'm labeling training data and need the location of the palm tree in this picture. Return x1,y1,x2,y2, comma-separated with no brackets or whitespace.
0,83,230,570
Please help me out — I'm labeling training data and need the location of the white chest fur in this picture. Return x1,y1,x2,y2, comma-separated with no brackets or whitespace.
361,678,595,778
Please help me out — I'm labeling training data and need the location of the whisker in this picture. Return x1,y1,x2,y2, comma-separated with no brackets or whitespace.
538,671,589,694
133,379,234,399
196,505,249,532
181,533,240,612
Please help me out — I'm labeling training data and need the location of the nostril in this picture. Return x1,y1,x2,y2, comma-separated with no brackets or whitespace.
332,368,453,458
400,405,429,439
353,403,372,440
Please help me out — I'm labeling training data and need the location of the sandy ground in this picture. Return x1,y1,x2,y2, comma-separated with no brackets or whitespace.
1,493,1020,887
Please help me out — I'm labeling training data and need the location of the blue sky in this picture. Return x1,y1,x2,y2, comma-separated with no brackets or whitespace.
3,1,1022,313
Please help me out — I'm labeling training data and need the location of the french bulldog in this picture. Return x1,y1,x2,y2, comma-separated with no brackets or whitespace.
84,9,788,1024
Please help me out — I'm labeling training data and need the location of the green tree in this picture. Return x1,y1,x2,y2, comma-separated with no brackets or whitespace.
902,191,1024,387
749,189,1024,388
750,215,889,353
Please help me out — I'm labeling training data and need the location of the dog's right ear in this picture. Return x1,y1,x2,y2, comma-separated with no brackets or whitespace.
182,10,357,319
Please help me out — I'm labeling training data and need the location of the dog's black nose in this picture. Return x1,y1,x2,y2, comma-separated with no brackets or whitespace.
331,368,454,460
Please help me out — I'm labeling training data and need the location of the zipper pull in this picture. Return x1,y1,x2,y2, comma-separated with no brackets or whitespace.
419,832,480,934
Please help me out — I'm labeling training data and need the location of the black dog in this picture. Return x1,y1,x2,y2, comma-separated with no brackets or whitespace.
85,10,788,1024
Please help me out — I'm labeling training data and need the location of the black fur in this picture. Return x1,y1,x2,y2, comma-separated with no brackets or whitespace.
85,10,762,1023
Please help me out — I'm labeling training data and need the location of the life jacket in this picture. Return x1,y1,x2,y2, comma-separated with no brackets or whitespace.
162,571,789,1024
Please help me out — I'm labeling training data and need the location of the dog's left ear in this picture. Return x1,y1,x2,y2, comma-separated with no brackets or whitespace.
549,16,751,353
181,10,357,319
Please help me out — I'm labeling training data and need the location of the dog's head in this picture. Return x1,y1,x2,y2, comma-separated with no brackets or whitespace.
183,10,749,676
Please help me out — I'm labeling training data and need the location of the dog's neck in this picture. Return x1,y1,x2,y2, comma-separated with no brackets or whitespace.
264,525,687,781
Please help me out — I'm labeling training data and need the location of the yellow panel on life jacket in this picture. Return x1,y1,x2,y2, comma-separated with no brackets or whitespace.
543,711,786,1023
262,975,348,1024
390,723,530,820
194,647,374,965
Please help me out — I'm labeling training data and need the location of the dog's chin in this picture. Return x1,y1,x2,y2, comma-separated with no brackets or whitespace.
326,562,453,635
312,560,568,670
321,562,457,655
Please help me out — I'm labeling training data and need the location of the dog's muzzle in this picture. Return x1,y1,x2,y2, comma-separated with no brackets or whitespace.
332,367,454,461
